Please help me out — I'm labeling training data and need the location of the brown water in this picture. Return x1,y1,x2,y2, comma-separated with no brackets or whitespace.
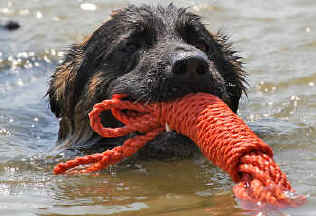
0,0,316,215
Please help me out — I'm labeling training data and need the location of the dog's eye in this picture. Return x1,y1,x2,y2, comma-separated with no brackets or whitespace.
123,42,140,54
194,41,208,53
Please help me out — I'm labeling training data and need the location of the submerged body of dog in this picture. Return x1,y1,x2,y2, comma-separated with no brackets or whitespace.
47,4,246,158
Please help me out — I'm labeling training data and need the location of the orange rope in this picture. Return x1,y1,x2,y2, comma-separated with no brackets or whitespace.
53,93,306,208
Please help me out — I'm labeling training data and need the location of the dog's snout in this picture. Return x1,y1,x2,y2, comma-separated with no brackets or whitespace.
171,52,210,81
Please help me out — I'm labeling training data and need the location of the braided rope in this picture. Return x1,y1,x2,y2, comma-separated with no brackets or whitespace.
53,93,305,208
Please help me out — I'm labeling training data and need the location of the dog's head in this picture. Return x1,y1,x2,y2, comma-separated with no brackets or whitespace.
48,4,247,155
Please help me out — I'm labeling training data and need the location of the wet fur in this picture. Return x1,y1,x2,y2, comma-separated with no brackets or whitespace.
47,4,247,158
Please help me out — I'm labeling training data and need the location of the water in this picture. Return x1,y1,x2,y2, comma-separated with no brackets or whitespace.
0,0,316,215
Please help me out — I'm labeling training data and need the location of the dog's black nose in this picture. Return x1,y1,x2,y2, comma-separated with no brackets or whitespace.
171,51,210,81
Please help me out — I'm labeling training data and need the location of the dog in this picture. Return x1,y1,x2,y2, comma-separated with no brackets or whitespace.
47,4,247,159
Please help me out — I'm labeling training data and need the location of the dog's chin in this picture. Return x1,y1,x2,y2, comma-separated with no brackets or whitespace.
137,130,199,160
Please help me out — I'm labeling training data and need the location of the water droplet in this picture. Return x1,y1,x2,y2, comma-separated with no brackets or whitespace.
24,60,33,69
0,8,10,14
57,51,65,57
249,114,256,121
51,49,56,56
43,55,51,63
36,11,43,19
283,190,300,200
0,128,11,136
306,27,311,33
8,56,14,62
290,95,300,101
17,52,28,58
80,3,97,11
17,79,24,86
19,9,30,16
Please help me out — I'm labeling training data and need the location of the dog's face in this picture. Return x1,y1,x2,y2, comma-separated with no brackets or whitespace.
48,4,246,157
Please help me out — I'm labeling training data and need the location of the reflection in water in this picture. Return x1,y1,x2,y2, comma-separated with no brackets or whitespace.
0,0,316,215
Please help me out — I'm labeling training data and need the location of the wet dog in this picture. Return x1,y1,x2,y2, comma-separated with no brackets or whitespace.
47,4,247,159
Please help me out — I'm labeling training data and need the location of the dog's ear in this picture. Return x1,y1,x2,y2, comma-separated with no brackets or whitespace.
47,10,120,118
47,43,86,118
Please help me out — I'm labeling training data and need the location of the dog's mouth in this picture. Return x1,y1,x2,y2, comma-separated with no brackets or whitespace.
100,93,199,159
110,80,230,106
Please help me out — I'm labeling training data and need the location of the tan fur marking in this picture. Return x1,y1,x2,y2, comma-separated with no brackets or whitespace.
53,63,73,101
80,34,92,46
88,72,103,98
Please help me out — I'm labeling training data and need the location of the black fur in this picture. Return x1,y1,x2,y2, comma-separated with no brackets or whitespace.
47,4,247,158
